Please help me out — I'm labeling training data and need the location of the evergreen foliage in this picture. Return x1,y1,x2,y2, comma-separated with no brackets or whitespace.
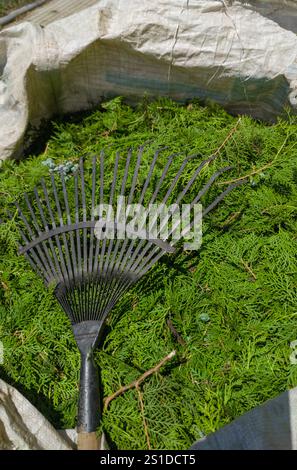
0,97,296,449
0,0,33,17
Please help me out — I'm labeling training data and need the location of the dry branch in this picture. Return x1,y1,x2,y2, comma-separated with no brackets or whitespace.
104,350,176,410
136,385,151,450
167,319,186,346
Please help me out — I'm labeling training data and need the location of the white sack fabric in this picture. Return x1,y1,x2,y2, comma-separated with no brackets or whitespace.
1,0,297,161
0,379,74,450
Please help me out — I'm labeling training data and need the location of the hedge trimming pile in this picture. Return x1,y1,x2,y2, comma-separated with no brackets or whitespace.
0,97,296,449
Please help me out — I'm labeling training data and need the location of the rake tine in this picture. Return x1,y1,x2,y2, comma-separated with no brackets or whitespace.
73,172,84,321
79,158,88,282
138,147,167,205
94,151,111,318
98,149,135,315
24,193,57,280
149,151,176,205
14,201,52,283
202,178,247,217
91,151,105,319
88,155,98,321
60,174,78,279
41,178,69,286
79,157,91,320
51,173,74,286
59,171,80,319
174,154,217,205
15,216,45,281
33,187,63,282
127,144,144,206
93,150,105,275
88,155,97,274
94,151,120,320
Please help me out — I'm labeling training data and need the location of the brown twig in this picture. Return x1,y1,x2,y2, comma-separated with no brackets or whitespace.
104,350,176,410
0,272,9,291
136,384,151,450
43,142,50,155
217,162,272,186
217,133,290,186
1,281,9,291
167,319,186,346
241,258,257,281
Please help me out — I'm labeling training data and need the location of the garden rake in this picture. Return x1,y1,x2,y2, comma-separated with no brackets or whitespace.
13,145,244,449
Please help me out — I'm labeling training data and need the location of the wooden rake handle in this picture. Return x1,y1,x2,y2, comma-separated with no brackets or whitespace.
77,432,100,450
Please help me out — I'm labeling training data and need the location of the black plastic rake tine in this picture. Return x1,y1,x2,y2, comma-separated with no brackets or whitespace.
33,187,63,282
88,155,97,275
128,144,145,205
79,158,88,279
51,173,74,286
23,193,58,280
202,177,247,217
88,156,98,321
93,150,105,276
174,154,217,205
59,171,81,322
138,146,168,205
41,178,69,287
15,201,52,284
74,172,83,283
60,173,78,281
79,157,92,321
93,152,120,320
14,212,45,281
91,151,106,322
95,158,116,318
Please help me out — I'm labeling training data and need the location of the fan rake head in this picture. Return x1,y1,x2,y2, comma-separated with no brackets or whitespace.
13,144,244,447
